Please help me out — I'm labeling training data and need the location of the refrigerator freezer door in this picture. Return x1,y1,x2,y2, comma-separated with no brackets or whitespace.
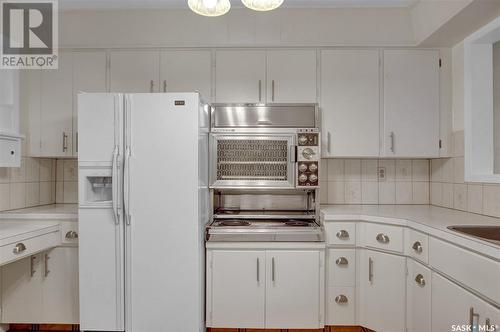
78,93,124,164
124,93,207,332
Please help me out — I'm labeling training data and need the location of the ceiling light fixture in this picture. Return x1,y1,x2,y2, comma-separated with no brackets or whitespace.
188,0,231,17
241,0,284,11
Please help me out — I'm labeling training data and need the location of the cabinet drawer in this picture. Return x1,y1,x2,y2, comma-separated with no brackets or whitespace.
328,249,355,287
429,237,500,304
327,286,355,325
61,222,79,245
325,222,356,246
364,223,403,253
0,231,60,266
407,229,429,264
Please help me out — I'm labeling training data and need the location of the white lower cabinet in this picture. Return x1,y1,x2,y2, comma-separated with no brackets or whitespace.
406,259,431,332
207,248,324,329
357,249,406,332
0,247,79,324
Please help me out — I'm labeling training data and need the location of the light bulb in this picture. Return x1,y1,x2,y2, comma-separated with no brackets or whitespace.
241,0,284,11
202,0,217,9
188,0,231,16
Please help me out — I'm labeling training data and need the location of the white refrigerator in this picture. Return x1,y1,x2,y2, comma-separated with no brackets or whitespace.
78,93,209,332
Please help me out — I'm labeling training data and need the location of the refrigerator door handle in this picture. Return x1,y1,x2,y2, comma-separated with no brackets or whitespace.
112,145,120,225
124,146,131,226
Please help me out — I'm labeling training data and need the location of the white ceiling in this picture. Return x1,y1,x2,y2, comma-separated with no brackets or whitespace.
59,0,418,10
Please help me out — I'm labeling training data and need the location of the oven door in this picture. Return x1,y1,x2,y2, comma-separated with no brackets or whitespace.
209,133,296,188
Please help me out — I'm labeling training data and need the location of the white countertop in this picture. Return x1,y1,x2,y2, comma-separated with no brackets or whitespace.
321,205,500,260
0,204,78,221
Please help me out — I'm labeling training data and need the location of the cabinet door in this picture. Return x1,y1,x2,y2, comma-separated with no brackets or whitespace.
23,70,42,156
321,50,380,157
431,272,500,332
357,249,406,332
0,255,43,323
267,50,317,103
160,50,212,101
383,50,440,157
72,51,108,156
208,250,265,328
407,259,431,332
215,50,266,103
40,52,73,157
265,250,322,329
41,247,79,324
110,50,160,93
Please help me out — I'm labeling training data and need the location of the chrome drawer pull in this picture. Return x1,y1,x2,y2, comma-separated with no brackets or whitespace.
412,241,423,253
335,257,349,266
13,243,26,254
335,295,348,304
415,274,426,286
336,230,349,240
376,233,390,244
65,231,79,239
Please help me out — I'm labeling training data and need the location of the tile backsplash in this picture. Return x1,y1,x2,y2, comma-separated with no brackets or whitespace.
430,130,500,218
0,157,56,211
320,158,430,205
55,159,78,204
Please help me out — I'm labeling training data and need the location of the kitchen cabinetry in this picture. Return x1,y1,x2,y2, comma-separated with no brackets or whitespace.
207,248,324,329
0,70,22,167
40,52,74,157
357,249,406,332
0,248,79,324
383,50,440,157
432,272,499,331
266,50,317,103
215,50,266,103
406,259,431,332
72,51,108,156
160,50,212,101
320,50,380,157
110,50,160,92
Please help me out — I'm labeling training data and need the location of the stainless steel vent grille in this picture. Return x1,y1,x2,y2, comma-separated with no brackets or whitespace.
217,139,288,181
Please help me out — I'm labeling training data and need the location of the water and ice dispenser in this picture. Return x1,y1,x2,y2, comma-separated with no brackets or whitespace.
79,168,114,206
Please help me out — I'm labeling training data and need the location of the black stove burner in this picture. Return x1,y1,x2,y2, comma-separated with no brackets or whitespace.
219,220,251,227
284,220,310,227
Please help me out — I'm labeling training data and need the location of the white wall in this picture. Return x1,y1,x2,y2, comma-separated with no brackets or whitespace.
494,41,500,173
59,8,416,48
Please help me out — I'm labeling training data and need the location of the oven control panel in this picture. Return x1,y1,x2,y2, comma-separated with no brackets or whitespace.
296,132,319,187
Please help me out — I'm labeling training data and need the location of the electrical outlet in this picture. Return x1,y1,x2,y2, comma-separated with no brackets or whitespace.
378,167,386,181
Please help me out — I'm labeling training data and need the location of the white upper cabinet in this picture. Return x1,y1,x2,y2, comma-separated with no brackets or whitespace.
208,250,266,328
110,50,160,93
160,50,212,101
357,249,406,332
40,52,74,157
265,250,322,329
383,50,440,158
266,50,317,103
73,51,108,156
321,50,380,157
24,70,42,157
215,50,267,103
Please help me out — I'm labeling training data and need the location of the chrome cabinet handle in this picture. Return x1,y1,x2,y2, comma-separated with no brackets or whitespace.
163,80,167,92
150,80,155,92
62,132,68,152
258,80,262,102
469,307,479,328
272,80,275,102
335,257,349,266
76,132,78,153
336,230,349,240
368,257,373,283
415,274,426,286
256,258,260,282
13,243,26,254
412,241,423,253
486,318,491,327
44,253,50,277
335,295,348,304
327,132,331,154
390,132,395,153
65,230,78,239
272,257,275,282
30,256,36,277
376,233,390,244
